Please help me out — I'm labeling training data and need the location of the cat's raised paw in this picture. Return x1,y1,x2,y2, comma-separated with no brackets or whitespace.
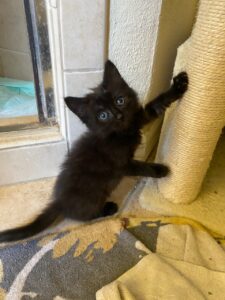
152,164,170,178
102,202,118,217
173,72,188,96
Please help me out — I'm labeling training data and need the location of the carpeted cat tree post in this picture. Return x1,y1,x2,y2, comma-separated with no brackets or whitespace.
150,0,225,204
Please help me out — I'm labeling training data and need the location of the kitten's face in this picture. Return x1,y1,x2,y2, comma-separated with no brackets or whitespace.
65,60,140,136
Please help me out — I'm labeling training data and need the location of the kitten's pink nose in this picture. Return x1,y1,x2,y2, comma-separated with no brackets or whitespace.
116,113,123,120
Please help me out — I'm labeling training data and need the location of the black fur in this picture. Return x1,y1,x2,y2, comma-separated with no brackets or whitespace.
0,61,188,242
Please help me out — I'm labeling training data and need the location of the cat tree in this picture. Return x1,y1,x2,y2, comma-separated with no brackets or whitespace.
155,0,225,203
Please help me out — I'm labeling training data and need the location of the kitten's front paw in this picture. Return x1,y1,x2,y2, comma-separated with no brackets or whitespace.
152,164,170,178
173,72,188,96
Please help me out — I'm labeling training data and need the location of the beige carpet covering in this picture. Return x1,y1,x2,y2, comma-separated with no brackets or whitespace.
0,175,137,232
139,135,225,236
155,0,225,203
0,178,55,231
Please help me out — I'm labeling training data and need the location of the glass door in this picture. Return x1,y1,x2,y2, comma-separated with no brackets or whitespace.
0,0,55,132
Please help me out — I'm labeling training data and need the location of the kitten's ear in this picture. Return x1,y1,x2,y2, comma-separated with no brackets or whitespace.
103,60,127,90
65,97,88,123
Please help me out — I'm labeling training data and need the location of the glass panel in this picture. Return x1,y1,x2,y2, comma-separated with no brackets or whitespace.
0,0,38,130
0,0,56,132
25,0,55,124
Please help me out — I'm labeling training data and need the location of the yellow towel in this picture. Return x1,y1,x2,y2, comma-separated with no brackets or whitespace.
97,220,225,300
97,251,225,300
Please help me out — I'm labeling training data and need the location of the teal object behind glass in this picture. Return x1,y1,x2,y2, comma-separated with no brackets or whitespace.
0,77,37,118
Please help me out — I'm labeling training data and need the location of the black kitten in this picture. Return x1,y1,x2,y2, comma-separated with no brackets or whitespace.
0,61,188,242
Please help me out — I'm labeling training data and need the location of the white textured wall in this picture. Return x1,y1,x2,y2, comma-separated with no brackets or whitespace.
109,0,198,161
109,0,162,102
147,0,198,100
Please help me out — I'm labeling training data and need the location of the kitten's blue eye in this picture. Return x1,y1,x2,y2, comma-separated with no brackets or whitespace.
97,111,109,121
115,97,125,106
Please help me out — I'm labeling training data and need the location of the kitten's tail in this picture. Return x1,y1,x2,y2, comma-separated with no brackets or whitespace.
0,204,60,243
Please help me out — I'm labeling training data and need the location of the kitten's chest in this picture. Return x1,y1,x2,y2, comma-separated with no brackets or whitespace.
107,130,141,163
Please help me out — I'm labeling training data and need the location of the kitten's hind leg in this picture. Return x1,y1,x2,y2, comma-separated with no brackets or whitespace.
102,202,118,217
144,72,188,121
125,160,169,178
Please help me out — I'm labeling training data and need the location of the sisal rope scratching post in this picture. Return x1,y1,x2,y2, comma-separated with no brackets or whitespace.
155,0,225,204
